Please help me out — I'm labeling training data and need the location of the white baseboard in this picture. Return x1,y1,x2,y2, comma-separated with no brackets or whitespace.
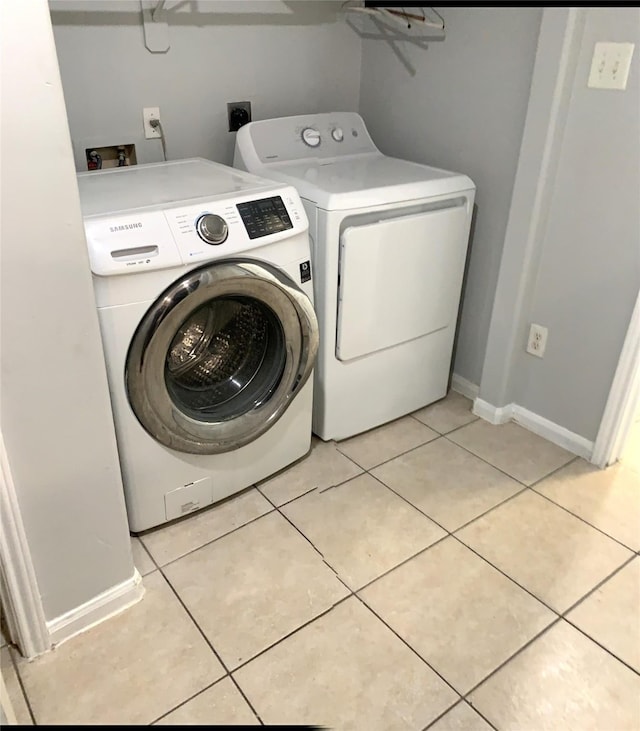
472,397,594,458
47,569,145,648
451,373,480,401
511,405,594,459
472,398,513,424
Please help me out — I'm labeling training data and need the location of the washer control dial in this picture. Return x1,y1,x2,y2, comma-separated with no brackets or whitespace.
331,127,344,142
195,214,228,245
301,128,321,147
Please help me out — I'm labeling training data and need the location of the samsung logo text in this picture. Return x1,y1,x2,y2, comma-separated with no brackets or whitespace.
110,222,143,232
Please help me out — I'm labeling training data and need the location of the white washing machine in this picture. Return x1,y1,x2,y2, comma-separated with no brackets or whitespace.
234,112,475,441
77,158,318,532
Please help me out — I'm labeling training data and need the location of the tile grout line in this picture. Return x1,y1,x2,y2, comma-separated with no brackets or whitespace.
446,448,581,533
266,461,457,596
558,553,640,678
447,485,530,534
258,456,366,509
410,413,480,437
229,595,354,676
135,482,264,540
450,532,563,616
366,465,529,538
562,614,640,678
334,432,442,473
462,617,564,699
364,471,452,536
261,489,332,559
459,552,640,697
140,503,279,572
270,493,361,597
462,704,499,731
155,567,264,726
419,699,463,731
528,487,639,553
351,592,464,704
461,589,640,706
7,646,37,725
443,433,580,490
149,676,229,725
136,533,159,571
560,553,638,617
422,698,499,731
354,532,453,594
266,469,363,505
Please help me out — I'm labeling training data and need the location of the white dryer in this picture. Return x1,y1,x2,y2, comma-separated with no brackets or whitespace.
77,158,318,532
234,113,475,441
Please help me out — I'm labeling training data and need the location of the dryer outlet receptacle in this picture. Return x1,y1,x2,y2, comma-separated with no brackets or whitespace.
228,101,252,132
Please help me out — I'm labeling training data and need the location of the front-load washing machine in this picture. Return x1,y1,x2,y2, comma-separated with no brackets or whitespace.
77,158,318,532
234,112,475,442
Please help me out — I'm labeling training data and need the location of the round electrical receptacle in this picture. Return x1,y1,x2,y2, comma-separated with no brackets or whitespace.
229,107,250,132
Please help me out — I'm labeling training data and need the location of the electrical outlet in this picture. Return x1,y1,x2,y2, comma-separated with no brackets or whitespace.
526,323,548,358
588,42,635,90
227,101,252,132
143,107,161,139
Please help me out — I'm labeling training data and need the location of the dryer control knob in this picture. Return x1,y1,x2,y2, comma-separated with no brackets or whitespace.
331,127,344,142
301,128,321,147
196,214,228,245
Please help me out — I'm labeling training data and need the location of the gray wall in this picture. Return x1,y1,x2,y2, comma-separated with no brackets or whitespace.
1,0,135,622
358,8,543,386
49,0,362,170
512,8,640,440
480,8,640,441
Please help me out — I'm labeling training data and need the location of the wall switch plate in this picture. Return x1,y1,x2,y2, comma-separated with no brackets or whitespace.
588,42,635,90
143,107,161,138
526,323,548,358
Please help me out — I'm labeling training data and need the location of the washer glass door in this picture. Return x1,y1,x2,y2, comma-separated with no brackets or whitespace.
126,259,318,454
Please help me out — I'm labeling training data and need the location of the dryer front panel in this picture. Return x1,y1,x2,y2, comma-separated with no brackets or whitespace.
336,199,469,362
125,259,318,454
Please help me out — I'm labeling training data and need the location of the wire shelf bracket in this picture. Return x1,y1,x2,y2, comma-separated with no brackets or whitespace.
342,2,446,43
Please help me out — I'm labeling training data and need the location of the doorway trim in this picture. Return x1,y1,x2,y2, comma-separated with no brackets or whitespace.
592,289,640,468
0,433,51,659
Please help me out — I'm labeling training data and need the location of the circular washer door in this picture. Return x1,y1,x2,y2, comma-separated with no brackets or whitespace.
126,259,318,454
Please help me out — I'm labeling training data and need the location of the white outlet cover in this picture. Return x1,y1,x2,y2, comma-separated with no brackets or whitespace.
588,42,635,90
526,323,548,358
143,107,161,139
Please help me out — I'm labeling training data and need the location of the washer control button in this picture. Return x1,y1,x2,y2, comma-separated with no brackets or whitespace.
331,127,344,142
196,214,228,245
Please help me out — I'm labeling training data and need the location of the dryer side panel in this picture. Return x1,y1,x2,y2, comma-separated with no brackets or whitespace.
336,200,470,362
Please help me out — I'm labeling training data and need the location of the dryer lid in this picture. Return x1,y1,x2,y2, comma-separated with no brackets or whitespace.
259,155,475,210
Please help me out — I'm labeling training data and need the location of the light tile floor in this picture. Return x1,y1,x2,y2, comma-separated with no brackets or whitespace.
7,392,640,728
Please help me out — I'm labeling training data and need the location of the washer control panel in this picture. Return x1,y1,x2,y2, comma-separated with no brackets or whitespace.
236,196,293,240
83,186,307,275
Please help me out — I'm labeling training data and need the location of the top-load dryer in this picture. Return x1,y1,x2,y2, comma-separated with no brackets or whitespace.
234,112,475,442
